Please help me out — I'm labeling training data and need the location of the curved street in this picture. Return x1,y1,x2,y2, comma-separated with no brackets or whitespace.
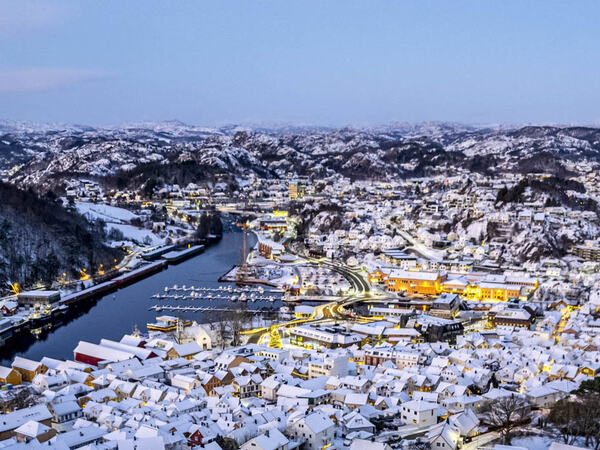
243,256,375,344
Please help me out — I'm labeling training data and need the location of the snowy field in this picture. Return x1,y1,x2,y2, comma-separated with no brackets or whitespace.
511,435,559,450
76,201,167,247
76,202,139,224
107,223,163,246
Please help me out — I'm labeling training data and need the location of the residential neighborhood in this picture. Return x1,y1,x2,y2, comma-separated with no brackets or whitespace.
2,170,600,449
2,2,600,446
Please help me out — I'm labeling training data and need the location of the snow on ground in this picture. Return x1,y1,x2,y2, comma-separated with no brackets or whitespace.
269,268,298,288
398,230,446,261
510,435,557,450
76,202,139,224
360,252,380,272
466,220,487,241
108,224,163,246
76,201,173,248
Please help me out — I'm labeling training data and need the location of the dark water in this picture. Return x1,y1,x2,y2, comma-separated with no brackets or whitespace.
0,231,267,365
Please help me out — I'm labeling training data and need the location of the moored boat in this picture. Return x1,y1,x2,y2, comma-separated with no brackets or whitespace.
147,315,191,332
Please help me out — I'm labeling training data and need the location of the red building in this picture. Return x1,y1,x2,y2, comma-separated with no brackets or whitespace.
188,430,204,447
1,301,18,316
73,341,136,366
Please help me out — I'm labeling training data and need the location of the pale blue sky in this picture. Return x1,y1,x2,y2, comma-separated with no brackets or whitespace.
1,0,599,126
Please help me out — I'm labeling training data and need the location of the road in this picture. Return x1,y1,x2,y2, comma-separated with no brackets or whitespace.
460,431,499,450
319,260,371,295
244,299,344,344
242,256,376,344
398,230,445,261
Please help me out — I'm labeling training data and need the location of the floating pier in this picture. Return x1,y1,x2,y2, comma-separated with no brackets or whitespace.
141,244,177,260
112,261,168,287
162,245,205,263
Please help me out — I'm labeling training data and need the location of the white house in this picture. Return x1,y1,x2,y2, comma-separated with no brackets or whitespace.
427,422,460,449
526,386,560,408
400,400,438,427
288,411,335,450
241,428,289,450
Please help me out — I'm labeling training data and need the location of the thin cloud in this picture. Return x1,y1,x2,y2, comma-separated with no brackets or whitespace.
0,0,73,35
0,68,108,93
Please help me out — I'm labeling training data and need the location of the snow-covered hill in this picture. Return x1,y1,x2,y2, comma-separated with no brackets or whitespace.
2,121,600,191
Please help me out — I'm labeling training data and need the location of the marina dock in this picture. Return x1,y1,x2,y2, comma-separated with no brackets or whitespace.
148,304,278,314
219,265,278,287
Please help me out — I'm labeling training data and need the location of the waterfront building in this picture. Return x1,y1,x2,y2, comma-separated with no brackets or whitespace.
11,357,47,383
0,366,22,385
17,290,60,307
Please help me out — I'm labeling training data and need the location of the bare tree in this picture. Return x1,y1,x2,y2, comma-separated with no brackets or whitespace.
204,309,229,349
0,387,38,413
583,399,600,450
548,397,584,445
227,308,253,347
215,435,239,450
203,307,254,349
406,439,431,450
480,395,531,444
549,394,600,449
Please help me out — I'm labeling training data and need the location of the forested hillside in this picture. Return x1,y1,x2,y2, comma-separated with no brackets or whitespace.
0,183,123,291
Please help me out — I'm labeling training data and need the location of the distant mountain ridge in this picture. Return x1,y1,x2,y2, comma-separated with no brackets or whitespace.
1,121,599,191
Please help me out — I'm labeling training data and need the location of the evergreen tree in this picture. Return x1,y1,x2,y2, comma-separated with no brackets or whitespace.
268,327,283,349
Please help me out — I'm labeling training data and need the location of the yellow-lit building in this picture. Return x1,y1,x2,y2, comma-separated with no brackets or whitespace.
440,277,469,295
288,181,305,200
386,270,446,295
382,269,537,301
368,269,390,284
477,282,523,301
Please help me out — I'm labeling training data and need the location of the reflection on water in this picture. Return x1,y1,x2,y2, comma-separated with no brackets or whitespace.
0,231,267,364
